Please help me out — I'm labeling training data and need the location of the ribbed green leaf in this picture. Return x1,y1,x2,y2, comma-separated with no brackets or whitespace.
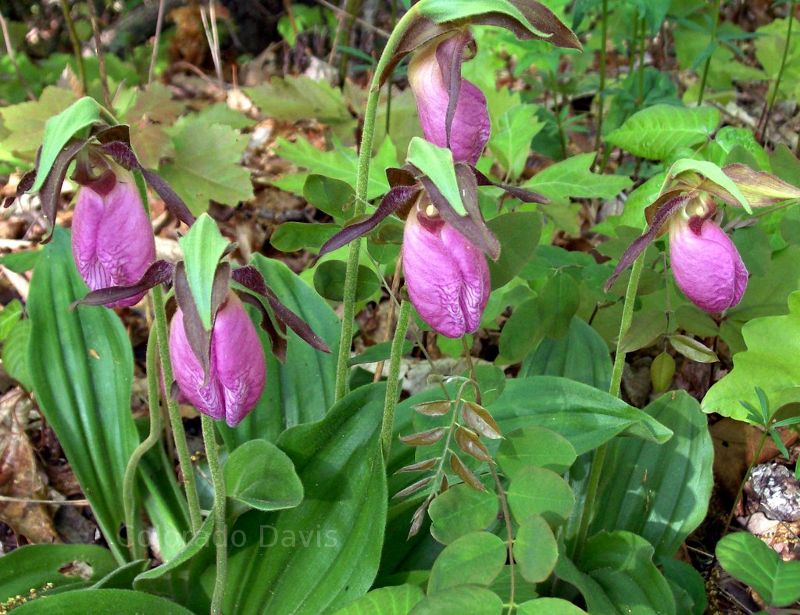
27,228,140,562
589,392,713,560
12,589,195,614
223,383,387,613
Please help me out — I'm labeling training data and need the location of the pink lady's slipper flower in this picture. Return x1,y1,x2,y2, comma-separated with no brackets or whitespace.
669,215,748,313
606,193,749,314
169,292,266,427
403,203,490,338
72,168,155,308
408,31,490,165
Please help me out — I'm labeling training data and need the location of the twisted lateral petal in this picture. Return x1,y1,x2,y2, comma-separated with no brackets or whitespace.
169,293,266,427
72,171,155,307
402,207,490,338
408,33,490,165
669,217,749,313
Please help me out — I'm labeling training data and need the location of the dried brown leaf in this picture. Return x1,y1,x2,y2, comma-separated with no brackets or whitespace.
450,453,485,492
454,426,493,462
462,402,502,440
399,427,446,446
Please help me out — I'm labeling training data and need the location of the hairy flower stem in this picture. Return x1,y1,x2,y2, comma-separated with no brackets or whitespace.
152,283,203,533
122,326,162,560
334,5,420,401
697,0,721,105
380,299,411,460
574,253,645,557
203,416,228,615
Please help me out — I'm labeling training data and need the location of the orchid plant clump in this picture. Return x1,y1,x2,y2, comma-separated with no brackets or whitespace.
6,0,800,614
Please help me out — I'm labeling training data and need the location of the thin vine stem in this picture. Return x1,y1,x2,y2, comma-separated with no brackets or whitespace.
59,0,88,95
490,464,516,614
759,0,796,142
122,325,162,560
202,416,227,615
334,5,420,401
697,0,721,105
593,0,609,160
151,283,203,533
574,252,646,557
380,299,411,460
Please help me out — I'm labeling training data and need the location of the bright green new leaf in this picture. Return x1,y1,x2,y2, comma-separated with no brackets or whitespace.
667,158,751,212
160,118,254,214
407,137,466,215
514,515,558,583
334,585,425,615
417,0,548,38
178,213,229,331
605,104,720,161
488,104,543,180
717,532,800,607
523,153,632,204
507,466,574,526
429,484,499,545
703,291,800,421
224,439,304,513
32,96,102,192
428,531,507,593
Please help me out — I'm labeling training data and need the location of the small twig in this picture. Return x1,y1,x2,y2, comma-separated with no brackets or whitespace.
0,495,90,506
86,0,112,108
0,9,35,100
757,0,796,143
374,255,403,382
148,0,167,84
59,0,88,96
282,0,299,41
490,465,516,614
697,0,721,105
200,1,223,84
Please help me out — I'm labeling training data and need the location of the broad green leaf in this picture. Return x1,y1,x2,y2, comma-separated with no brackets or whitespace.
661,559,707,615
219,255,339,449
577,531,676,615
499,272,579,363
523,153,632,204
334,585,425,615
303,174,354,218
407,137,465,215
160,117,254,214
124,83,183,168
271,222,339,252
515,515,558,583
520,317,612,390
12,589,194,614
428,483,498,545
224,439,304,513
222,383,388,613
275,135,395,200
497,426,577,479
489,376,673,455
32,96,102,192
193,102,256,130
593,173,666,235
518,598,587,614
133,516,215,612
716,126,771,171
554,556,618,614
91,560,149,590
314,260,381,302
0,299,21,340
246,77,353,126
488,104,543,179
2,318,32,390
589,392,713,561
487,211,542,289
428,531,507,592
409,585,503,615
668,334,718,363
717,532,800,608
178,213,229,330
28,228,140,562
507,466,574,526
0,544,117,599
0,86,77,160
703,291,800,421
605,105,720,161
0,249,40,273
